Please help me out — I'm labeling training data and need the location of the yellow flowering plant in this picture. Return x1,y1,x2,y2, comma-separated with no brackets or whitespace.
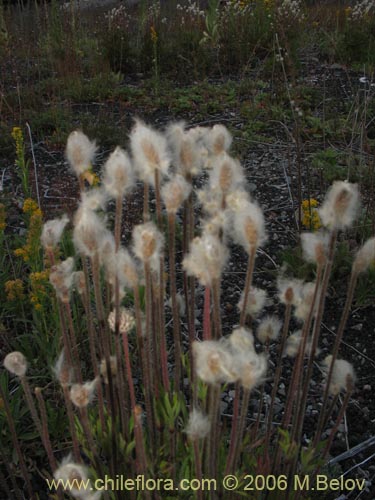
11,126,30,198
29,270,50,312
301,198,321,231
14,198,43,270
4,279,25,302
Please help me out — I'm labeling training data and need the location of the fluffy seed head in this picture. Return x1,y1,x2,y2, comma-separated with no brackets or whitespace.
102,147,134,199
73,271,86,295
100,356,117,384
234,201,266,252
226,189,251,212
319,181,359,230
52,351,72,386
70,379,98,408
206,124,232,156
294,282,318,322
116,248,139,289
183,232,228,286
108,308,135,333
166,122,202,177
185,408,211,440
41,214,69,251
54,456,99,499
209,154,244,196
284,330,317,358
237,287,267,318
73,204,107,257
66,130,97,176
277,277,302,305
353,237,375,274
192,340,238,385
132,222,164,271
161,174,191,214
323,355,356,395
301,232,328,266
236,350,267,391
49,257,75,303
228,327,255,353
197,187,222,217
130,120,170,185
4,351,27,377
257,316,282,344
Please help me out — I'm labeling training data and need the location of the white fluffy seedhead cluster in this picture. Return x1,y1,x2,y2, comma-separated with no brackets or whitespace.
350,0,374,20
197,186,223,218
237,286,267,318
193,340,238,385
205,124,232,157
209,154,244,196
257,316,282,344
108,308,135,333
301,232,328,267
53,351,72,387
114,248,139,291
161,174,191,214
277,0,304,24
4,351,28,377
322,355,356,395
166,122,205,177
41,214,69,251
182,232,229,286
130,120,170,185
353,237,375,274
54,456,101,500
193,327,267,391
318,181,359,231
66,131,97,177
277,277,301,306
284,330,316,358
69,379,98,408
132,222,164,272
49,257,75,303
102,147,134,199
227,328,267,390
233,200,266,252
185,408,211,441
73,202,107,258
293,282,318,322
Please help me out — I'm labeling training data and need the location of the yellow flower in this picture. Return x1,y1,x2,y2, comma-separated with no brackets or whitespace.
344,7,351,17
29,270,50,311
23,198,39,215
5,279,25,301
150,25,158,44
11,126,22,142
301,198,321,231
15,205,43,263
12,127,24,159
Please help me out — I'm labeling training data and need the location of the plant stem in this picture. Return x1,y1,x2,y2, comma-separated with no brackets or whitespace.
293,231,337,446
35,387,57,472
62,384,81,462
240,248,256,327
0,384,34,499
265,302,292,454
313,270,358,447
211,278,222,339
167,212,182,389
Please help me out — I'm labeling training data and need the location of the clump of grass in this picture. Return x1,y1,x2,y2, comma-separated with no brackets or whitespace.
1,120,374,499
